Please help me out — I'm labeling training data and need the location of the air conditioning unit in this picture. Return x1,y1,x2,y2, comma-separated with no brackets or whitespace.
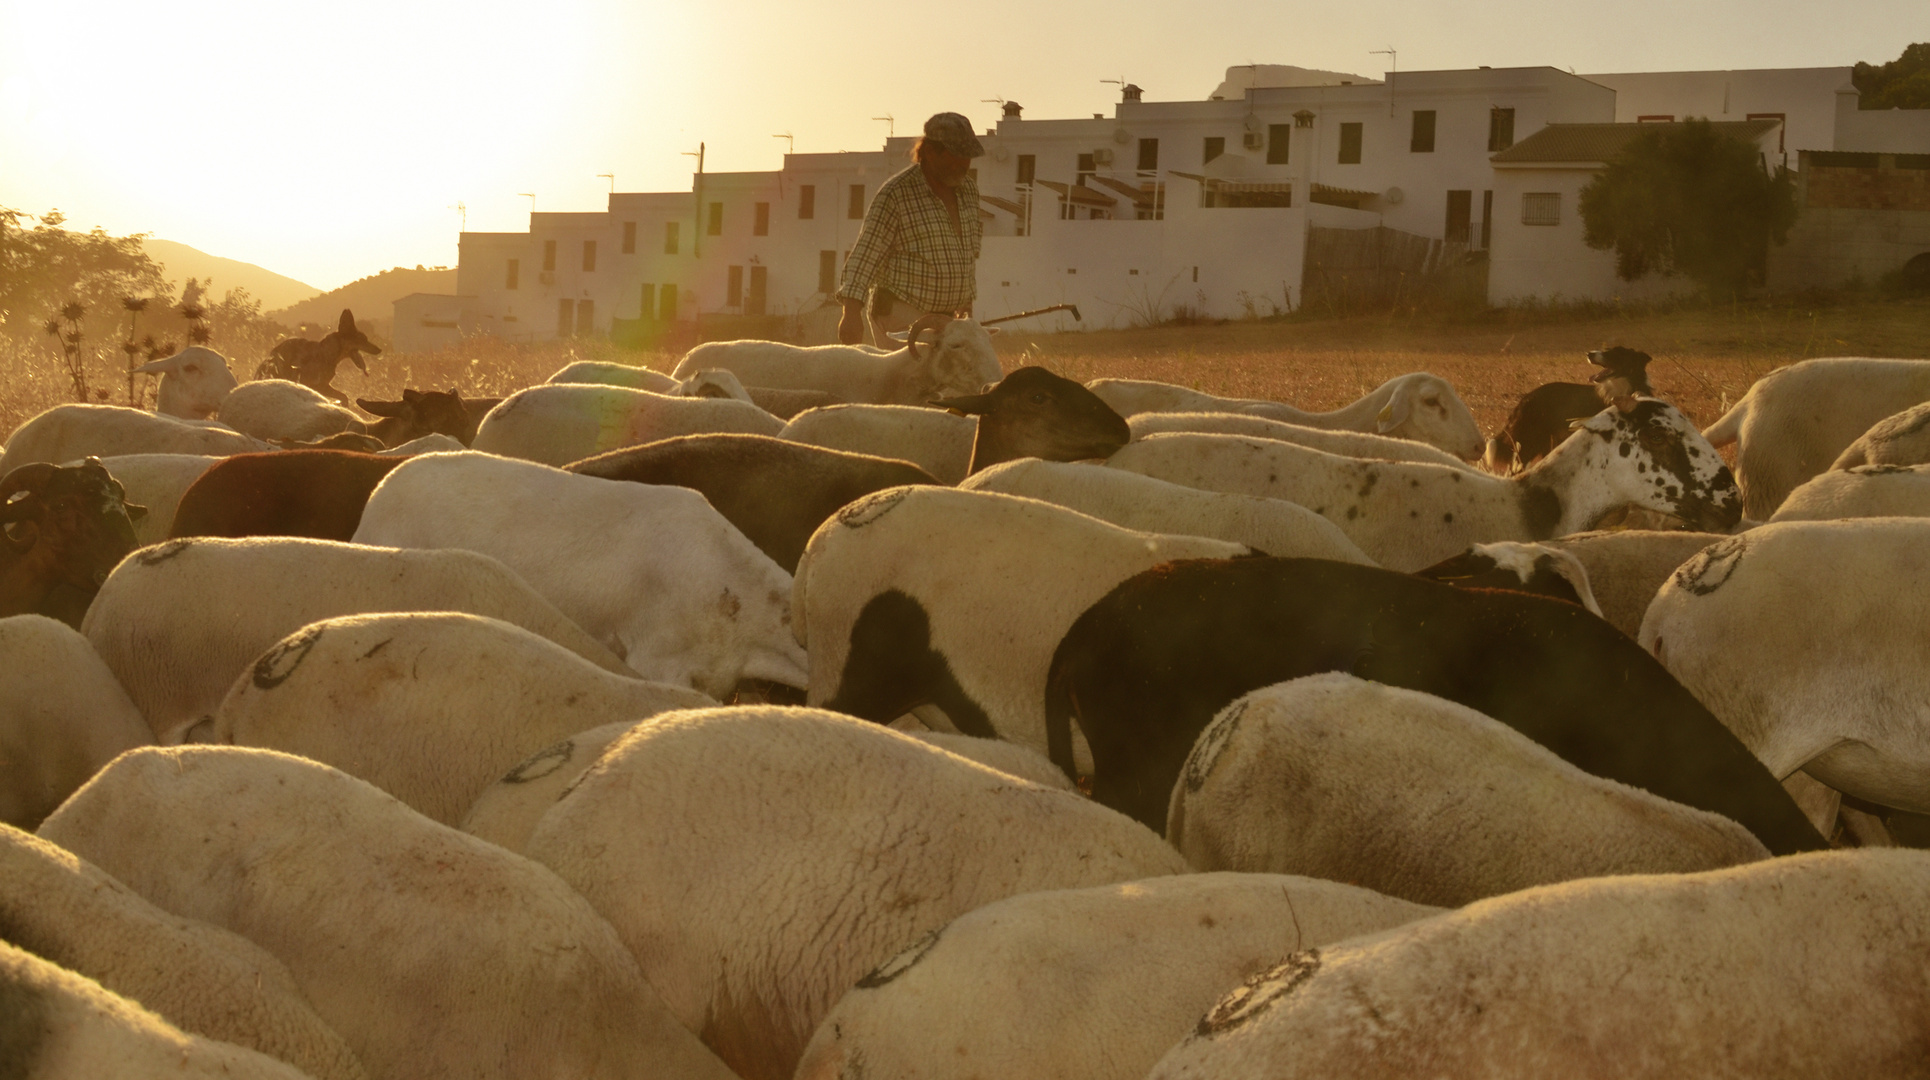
1092,147,1114,166
538,271,555,285
1243,131,1265,151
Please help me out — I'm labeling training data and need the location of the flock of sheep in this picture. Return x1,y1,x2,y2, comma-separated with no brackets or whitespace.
3,312,1928,1080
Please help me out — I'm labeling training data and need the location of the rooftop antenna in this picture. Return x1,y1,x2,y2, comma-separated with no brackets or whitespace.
448,201,465,231
772,132,794,155
597,173,615,193
1371,46,1396,115
872,114,894,139
517,192,535,215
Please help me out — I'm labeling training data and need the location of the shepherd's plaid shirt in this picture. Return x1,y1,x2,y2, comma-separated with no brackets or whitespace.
836,164,981,314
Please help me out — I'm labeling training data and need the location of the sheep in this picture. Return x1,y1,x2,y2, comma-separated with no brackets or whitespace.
1768,463,1930,522
1088,371,1484,460
1130,410,1481,471
1702,356,1930,519
1832,400,1930,470
273,430,386,452
567,434,937,573
0,825,367,1080
1413,540,1603,614
546,358,680,392
780,402,977,483
354,450,807,697
1639,519,1930,814
1044,555,1827,853
0,939,317,1080
904,731,1079,790
92,455,219,545
959,458,1374,565
799,486,1246,767
519,705,1188,1080
930,365,1131,474
258,309,380,403
670,314,1003,406
169,450,403,541
199,611,713,825
1484,346,1654,473
0,615,150,829
0,404,268,475
470,383,783,466
81,536,632,742
794,873,1441,1080
1145,851,1930,1080
1542,529,1728,639
1106,397,1740,572
213,379,364,444
355,387,498,447
131,345,240,420
39,746,740,1080
379,432,467,455
2,459,144,629
1167,675,1768,907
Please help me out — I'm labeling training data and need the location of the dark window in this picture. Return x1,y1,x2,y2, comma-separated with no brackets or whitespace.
726,265,743,306
1076,153,1095,186
582,240,596,272
707,202,723,236
1445,190,1472,243
505,258,519,290
798,185,816,219
659,285,678,321
1481,190,1493,248
1203,136,1225,164
576,299,594,334
621,221,636,254
664,221,679,255
1522,192,1561,226
747,265,768,316
556,298,574,336
1338,123,1362,164
847,185,865,219
1637,114,1675,123
1489,108,1515,152
542,240,556,272
1016,155,1035,185
1137,138,1159,172
639,283,654,319
1266,124,1290,164
753,202,770,236
818,250,836,294
1411,110,1436,152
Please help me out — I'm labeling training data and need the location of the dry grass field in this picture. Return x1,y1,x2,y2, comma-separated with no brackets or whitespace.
5,295,1929,447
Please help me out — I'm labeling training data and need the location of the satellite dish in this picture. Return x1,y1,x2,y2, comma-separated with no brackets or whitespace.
992,144,1011,162
1383,186,1404,205
1113,127,1132,145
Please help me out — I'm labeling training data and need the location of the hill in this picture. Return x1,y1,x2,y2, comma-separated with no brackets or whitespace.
269,265,456,340
142,238,321,311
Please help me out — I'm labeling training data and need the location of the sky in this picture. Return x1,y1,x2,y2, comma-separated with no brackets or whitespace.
0,0,1920,292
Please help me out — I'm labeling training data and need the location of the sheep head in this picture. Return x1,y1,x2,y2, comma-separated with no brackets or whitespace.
135,346,239,419
1,458,145,628
934,366,1130,474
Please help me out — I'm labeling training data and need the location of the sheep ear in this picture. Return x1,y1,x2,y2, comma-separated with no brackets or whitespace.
1567,416,1590,431
358,398,406,417
931,390,997,415
984,326,1000,336
884,330,910,342
124,501,149,522
1612,395,1639,414
1376,392,1412,434
134,355,181,375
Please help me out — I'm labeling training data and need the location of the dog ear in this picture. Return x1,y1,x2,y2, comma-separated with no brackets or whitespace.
339,309,355,333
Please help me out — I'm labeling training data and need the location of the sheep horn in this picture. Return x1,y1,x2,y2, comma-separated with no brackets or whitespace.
0,463,60,514
904,313,949,362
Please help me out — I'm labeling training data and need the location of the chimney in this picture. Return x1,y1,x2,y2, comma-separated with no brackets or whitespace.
1002,101,1024,119
1121,83,1143,103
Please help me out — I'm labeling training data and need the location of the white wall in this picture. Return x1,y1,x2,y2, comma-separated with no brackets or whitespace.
1584,67,1847,160
1486,166,1693,305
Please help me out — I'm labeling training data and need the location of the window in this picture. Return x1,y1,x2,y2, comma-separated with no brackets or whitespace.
1076,153,1095,187
1636,114,1675,123
707,202,723,236
621,221,636,254
1445,190,1472,243
664,221,679,255
639,284,655,319
1016,155,1035,185
582,240,596,272
505,258,519,290
1203,136,1225,164
746,265,768,316
754,202,770,236
726,265,743,307
1489,108,1515,152
576,299,594,335
847,184,865,219
1338,123,1362,164
1521,192,1561,226
542,240,556,272
1411,110,1436,153
1267,124,1291,164
556,298,574,336
818,250,836,294
1481,190,1493,248
798,185,816,219
659,285,678,322
1137,137,1159,172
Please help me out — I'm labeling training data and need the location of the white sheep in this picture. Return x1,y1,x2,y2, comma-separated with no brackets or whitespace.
794,873,1441,1080
1166,675,1768,907
959,458,1374,565
202,612,714,825
1832,400,1930,470
92,454,219,546
0,615,151,829
779,402,976,484
1544,529,1729,639
906,731,1079,790
1769,463,1930,522
1106,398,1739,572
1702,356,1930,519
377,432,468,455
1146,851,1930,1080
0,939,316,1080
545,359,680,392
1088,372,1484,460
798,486,1246,766
82,536,632,742
1639,519,1930,814
0,825,367,1080
215,379,364,444
1,405,267,476
353,451,807,697
672,366,753,401
39,746,740,1080
520,705,1188,1080
131,346,240,419
469,383,783,466
1128,410,1481,471
671,316,1002,406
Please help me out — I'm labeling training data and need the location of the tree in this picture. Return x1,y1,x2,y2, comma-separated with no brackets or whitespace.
1578,120,1797,295
1854,43,1930,110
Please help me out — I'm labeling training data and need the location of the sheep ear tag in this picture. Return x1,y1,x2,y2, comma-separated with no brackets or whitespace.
1375,403,1397,432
